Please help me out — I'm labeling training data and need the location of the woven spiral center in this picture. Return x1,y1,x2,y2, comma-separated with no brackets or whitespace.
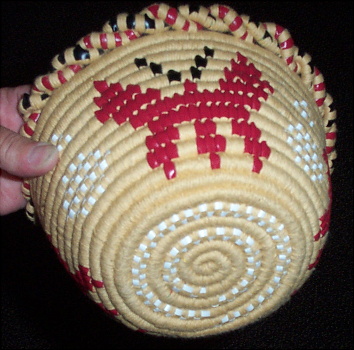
108,200,293,334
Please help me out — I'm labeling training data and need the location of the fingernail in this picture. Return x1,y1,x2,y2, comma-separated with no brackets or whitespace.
28,142,59,168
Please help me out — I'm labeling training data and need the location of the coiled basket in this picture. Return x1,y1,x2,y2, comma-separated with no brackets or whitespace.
19,3,337,337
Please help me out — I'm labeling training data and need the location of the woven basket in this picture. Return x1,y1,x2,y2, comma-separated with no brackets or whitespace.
19,3,337,337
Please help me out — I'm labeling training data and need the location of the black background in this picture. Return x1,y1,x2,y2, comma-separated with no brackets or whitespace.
1,1,353,349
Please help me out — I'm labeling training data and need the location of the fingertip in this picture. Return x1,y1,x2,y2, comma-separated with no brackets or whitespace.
27,142,59,174
0,127,59,177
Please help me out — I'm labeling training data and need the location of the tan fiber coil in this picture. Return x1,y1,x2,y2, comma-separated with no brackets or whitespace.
18,3,337,337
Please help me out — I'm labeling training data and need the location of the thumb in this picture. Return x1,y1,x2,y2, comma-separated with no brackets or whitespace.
0,126,59,177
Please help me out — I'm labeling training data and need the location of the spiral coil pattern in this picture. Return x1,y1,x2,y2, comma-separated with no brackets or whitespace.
19,4,336,337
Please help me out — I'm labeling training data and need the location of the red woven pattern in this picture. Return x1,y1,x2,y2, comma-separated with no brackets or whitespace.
93,52,274,179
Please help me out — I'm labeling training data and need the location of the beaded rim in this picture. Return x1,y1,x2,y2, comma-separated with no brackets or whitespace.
18,3,337,337
20,4,336,174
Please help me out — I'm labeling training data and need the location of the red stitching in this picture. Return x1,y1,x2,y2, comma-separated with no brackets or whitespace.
314,82,326,92
279,37,294,50
99,33,108,50
124,30,139,41
274,24,284,39
326,132,336,140
182,20,190,31
218,5,230,19
93,51,274,178
23,181,30,190
229,16,243,32
316,98,325,107
28,113,40,122
313,150,332,242
23,123,34,136
41,76,54,91
166,7,178,25
314,198,331,242
57,70,67,84
137,328,148,333
68,64,82,73
308,249,324,270
73,265,104,292
83,35,93,48
147,4,159,17
93,80,109,93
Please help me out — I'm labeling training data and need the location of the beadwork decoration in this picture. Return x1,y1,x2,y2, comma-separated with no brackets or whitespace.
19,3,337,337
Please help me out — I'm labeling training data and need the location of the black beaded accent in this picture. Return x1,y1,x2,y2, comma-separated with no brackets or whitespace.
135,58,148,68
126,14,136,29
195,55,208,68
22,93,31,109
73,45,90,61
204,46,214,58
190,66,202,80
144,14,155,29
109,18,118,32
262,31,272,40
57,52,66,65
150,62,163,75
167,70,181,82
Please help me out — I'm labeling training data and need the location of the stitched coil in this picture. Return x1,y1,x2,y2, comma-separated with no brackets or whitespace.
19,3,336,337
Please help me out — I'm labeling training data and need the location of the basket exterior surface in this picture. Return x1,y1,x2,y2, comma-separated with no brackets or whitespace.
18,4,336,337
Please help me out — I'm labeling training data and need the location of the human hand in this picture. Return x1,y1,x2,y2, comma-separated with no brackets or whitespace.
0,86,59,215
